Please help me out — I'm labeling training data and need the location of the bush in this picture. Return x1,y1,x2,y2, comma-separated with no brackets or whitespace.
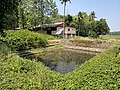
64,45,120,89
0,40,11,56
0,43,120,89
0,55,60,90
4,30,48,50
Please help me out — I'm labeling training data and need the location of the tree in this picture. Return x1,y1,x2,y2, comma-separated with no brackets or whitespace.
69,16,77,27
65,14,73,26
87,21,97,37
52,14,64,23
0,0,18,35
18,0,58,29
88,19,110,37
18,0,25,29
89,11,96,21
96,19,110,35
75,11,109,37
60,0,71,38
47,0,58,23
77,12,83,36
0,0,58,31
77,12,90,36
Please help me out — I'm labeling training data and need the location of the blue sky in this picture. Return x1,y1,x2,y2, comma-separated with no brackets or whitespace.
55,0,120,32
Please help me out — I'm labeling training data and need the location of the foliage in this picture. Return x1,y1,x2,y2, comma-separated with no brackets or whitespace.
0,40,11,57
65,14,73,26
3,30,48,50
77,12,90,36
110,31,120,35
60,0,71,4
0,53,60,90
89,11,96,21
76,11,110,37
0,41,120,89
18,0,58,29
0,0,58,31
54,11,110,38
62,11,110,37
0,0,18,33
64,45,120,89
88,19,110,37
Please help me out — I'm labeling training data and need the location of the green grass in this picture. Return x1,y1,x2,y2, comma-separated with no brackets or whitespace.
71,36,95,41
100,35,120,41
0,40,120,90
73,35,120,43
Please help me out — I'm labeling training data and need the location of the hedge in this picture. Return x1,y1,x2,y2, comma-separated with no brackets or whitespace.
0,43,120,90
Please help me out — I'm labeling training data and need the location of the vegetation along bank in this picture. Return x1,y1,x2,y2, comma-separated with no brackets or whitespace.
0,30,120,89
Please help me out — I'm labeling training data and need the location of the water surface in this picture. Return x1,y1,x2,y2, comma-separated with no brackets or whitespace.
36,49,95,74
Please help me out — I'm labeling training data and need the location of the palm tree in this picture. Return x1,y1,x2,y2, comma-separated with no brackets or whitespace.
60,0,71,38
78,11,83,36
89,11,96,21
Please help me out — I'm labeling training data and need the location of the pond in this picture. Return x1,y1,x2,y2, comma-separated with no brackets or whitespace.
34,49,96,74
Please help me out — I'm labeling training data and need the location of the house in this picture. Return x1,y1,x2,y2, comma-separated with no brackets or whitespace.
31,22,76,38
64,26,76,38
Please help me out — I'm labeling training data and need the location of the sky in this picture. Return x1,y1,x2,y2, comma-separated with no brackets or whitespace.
54,0,120,32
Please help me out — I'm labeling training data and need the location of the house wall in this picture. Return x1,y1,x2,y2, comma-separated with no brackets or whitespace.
64,27,76,38
65,27,76,35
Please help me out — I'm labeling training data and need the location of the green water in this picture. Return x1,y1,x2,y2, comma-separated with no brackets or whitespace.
36,49,95,74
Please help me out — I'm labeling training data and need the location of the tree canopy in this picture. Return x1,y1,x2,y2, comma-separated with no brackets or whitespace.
64,11,110,37
0,0,58,32
18,0,58,29
0,0,110,38
0,0,18,35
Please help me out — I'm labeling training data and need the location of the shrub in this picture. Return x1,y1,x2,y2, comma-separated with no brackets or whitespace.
4,30,48,50
0,40,11,56
64,45,120,89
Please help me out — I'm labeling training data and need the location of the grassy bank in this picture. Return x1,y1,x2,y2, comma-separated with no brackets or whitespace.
0,39,120,89
65,45,120,89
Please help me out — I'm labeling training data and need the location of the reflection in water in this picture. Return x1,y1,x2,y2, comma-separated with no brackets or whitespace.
56,61,76,74
36,49,95,74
